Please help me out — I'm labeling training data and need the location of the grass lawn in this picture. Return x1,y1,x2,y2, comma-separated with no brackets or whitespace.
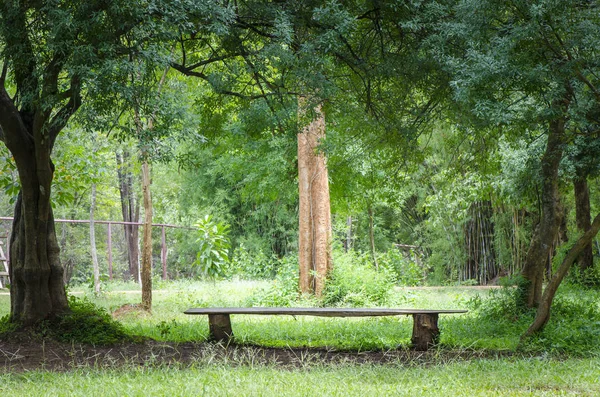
0,358,598,396
1,280,599,396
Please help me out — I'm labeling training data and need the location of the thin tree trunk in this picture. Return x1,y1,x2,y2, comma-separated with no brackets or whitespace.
520,115,567,308
345,216,353,253
107,223,113,281
161,226,168,280
523,212,600,337
368,204,378,271
89,183,100,295
134,63,168,311
574,177,593,271
297,98,332,297
116,150,140,282
140,160,152,311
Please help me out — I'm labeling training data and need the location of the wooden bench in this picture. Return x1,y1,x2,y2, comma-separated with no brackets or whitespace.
185,307,467,350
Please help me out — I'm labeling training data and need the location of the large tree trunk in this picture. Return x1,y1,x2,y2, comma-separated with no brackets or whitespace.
298,99,332,297
1,82,72,325
10,190,70,326
140,160,153,311
573,177,593,271
519,116,567,308
523,211,600,337
116,150,140,282
90,183,100,295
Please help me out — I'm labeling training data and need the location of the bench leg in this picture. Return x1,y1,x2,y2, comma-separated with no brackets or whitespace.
208,314,233,342
411,313,439,351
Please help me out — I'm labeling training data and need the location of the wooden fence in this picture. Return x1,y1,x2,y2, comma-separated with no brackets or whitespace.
0,217,189,281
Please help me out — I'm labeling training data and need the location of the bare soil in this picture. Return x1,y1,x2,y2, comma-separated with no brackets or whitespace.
0,335,514,372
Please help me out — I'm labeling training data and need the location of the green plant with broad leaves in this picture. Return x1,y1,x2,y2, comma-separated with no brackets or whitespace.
193,215,231,278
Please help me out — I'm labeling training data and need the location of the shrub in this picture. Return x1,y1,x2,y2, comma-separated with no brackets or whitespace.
39,295,132,344
247,255,305,307
566,263,600,288
377,248,425,286
323,250,395,307
228,244,279,280
524,285,600,355
193,215,231,279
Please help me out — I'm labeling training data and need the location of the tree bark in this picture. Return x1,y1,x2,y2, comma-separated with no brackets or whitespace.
90,183,100,295
140,160,153,311
573,177,593,271
116,150,140,282
523,211,600,337
9,192,70,325
0,78,73,325
519,116,567,308
298,99,332,297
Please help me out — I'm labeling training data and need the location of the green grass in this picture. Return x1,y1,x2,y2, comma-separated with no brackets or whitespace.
1,280,599,396
0,358,598,396
1,281,598,353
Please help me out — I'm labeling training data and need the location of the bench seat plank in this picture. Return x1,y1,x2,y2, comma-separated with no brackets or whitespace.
185,307,467,317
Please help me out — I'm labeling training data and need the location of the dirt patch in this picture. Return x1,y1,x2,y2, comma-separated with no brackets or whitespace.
111,303,149,320
0,336,516,372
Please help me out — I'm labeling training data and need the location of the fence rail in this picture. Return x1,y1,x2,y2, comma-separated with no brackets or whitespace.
0,217,192,281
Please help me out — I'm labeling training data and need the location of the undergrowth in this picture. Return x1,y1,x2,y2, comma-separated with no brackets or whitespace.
45,295,134,344
248,250,396,307
465,283,600,355
0,295,133,344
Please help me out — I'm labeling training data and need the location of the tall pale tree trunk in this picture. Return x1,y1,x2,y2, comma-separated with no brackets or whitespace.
573,176,593,271
140,159,153,311
520,115,568,308
134,64,168,311
89,183,100,295
298,99,332,297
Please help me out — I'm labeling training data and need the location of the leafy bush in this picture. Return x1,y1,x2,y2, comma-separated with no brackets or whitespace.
323,250,395,307
39,295,132,344
228,244,279,279
466,282,600,355
566,263,600,288
0,315,19,338
193,215,231,278
525,287,600,355
377,248,424,286
246,256,304,307
0,296,131,344
467,284,533,322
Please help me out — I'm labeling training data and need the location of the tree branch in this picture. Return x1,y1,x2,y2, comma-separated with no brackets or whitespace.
47,75,82,151
0,85,34,158
171,62,291,100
